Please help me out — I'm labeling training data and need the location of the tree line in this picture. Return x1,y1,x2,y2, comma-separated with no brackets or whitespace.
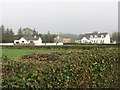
0,25,119,43
110,32,120,44
0,25,57,43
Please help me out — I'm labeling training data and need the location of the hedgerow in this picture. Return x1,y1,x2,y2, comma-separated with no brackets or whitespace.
2,47,120,88
2,44,119,50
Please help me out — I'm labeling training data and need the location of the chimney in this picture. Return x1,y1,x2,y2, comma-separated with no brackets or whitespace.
34,36,36,38
98,32,100,34
57,36,60,39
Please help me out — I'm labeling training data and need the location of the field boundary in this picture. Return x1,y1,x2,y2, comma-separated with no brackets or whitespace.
0,43,64,46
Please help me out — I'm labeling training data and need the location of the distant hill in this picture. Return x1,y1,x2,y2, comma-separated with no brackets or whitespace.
58,33,79,41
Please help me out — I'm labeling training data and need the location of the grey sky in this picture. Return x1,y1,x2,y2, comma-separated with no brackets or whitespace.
1,0,118,34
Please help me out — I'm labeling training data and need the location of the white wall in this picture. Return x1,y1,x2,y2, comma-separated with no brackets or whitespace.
0,43,14,46
19,38,29,44
0,43,63,46
104,34,110,44
35,43,63,46
57,43,64,45
75,40,81,43
81,37,89,43
90,38,104,44
33,38,42,44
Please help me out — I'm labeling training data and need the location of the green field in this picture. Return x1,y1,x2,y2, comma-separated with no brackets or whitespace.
1,44,117,59
1,45,120,88
2,48,73,59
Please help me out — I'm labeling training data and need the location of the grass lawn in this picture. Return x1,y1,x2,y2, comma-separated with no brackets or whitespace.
2,48,78,59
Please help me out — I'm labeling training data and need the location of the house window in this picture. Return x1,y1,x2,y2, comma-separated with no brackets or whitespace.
22,41,24,43
100,40,104,43
16,42,19,44
30,41,33,43
90,40,93,42
84,40,88,43
82,40,85,43
94,40,96,43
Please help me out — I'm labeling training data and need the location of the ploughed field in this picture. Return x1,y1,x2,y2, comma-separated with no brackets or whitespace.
1,45,120,88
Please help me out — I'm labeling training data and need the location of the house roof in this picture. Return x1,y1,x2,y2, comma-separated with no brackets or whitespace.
79,32,108,40
23,37,40,40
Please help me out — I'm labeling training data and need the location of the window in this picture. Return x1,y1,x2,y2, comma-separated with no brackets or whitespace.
16,42,19,44
100,40,104,43
94,40,96,43
22,41,24,43
90,40,93,42
30,41,33,43
83,40,86,43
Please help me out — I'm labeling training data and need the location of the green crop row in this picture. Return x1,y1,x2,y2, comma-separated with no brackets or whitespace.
1,47,120,88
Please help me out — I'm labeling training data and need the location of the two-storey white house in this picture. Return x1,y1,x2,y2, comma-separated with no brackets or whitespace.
14,36,42,45
75,32,110,44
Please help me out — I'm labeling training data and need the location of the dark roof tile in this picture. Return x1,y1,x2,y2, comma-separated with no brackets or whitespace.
79,32,108,40
23,37,39,40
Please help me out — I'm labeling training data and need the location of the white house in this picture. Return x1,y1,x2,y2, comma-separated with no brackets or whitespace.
75,32,110,44
14,36,42,45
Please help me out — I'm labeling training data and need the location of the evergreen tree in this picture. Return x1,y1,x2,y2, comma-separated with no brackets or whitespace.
33,29,38,36
10,29,14,35
0,25,5,42
5,28,10,42
9,29,14,42
18,27,23,38
47,31,50,35
0,25,15,43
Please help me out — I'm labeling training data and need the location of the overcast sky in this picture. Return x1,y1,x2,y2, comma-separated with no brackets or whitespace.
0,0,119,34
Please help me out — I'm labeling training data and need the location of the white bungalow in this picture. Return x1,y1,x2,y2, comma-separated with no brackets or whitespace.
75,32,110,44
14,36,42,45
